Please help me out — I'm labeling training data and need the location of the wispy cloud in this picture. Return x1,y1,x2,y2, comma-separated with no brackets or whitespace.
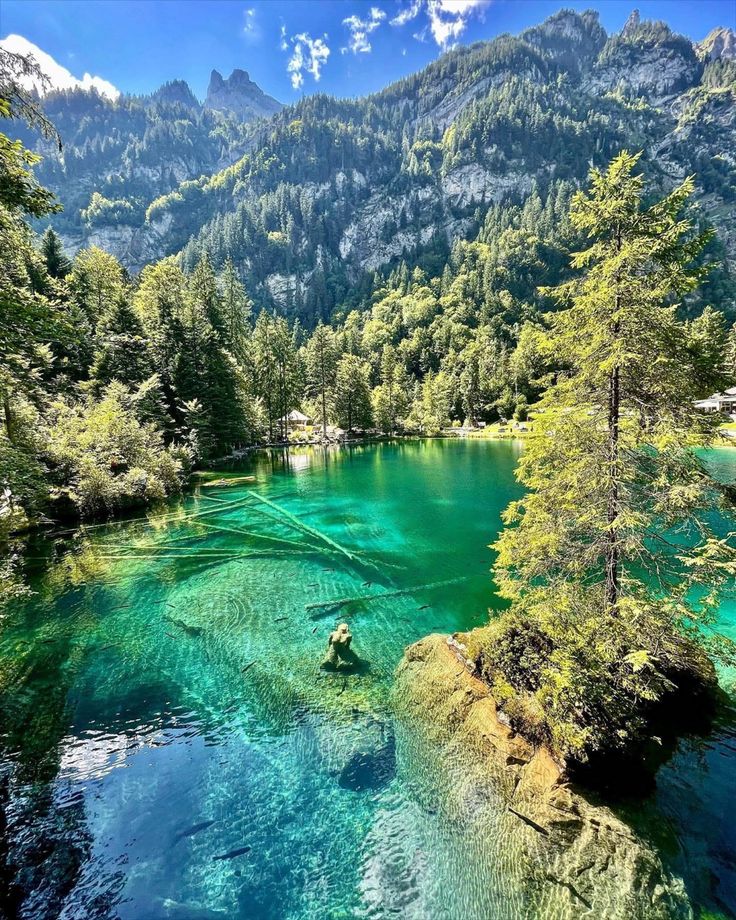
342,6,386,54
390,0,423,27
0,33,119,99
242,8,261,42
391,0,489,48
285,32,331,90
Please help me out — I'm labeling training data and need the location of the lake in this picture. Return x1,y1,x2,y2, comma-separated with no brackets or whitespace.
1,439,734,918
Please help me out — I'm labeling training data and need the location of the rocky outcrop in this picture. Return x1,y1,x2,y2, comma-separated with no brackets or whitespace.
587,37,701,100
395,634,692,919
698,27,736,62
522,8,607,72
321,623,358,671
204,69,281,122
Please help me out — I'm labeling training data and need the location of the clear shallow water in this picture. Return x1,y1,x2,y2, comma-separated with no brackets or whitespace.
0,439,735,919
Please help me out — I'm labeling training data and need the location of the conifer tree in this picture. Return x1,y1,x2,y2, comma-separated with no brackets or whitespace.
89,294,152,392
305,322,338,436
486,152,736,761
334,354,372,432
40,226,71,278
220,257,252,361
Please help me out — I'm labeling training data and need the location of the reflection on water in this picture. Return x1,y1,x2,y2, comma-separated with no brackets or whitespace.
0,439,734,919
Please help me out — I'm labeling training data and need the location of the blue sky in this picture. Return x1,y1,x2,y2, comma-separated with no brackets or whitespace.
2,0,734,103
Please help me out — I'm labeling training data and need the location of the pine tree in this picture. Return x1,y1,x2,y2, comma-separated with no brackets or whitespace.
305,322,338,436
88,294,152,392
486,152,736,762
69,246,125,325
334,355,372,432
252,312,277,441
220,257,252,361
190,253,223,336
40,227,71,278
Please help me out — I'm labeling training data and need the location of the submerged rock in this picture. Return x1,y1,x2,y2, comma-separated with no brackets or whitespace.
395,633,693,919
321,623,362,672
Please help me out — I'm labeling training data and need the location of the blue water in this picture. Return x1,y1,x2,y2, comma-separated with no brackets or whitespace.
0,439,734,919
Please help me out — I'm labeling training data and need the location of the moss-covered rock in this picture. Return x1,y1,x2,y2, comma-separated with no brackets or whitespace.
395,633,693,919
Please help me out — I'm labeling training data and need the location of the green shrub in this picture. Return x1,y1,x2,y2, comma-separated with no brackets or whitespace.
44,382,184,517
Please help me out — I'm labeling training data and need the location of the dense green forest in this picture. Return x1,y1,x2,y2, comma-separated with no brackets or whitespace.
18,10,736,322
2,12,736,615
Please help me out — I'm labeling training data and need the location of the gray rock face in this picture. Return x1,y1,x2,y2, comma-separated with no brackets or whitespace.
587,39,701,99
698,27,736,62
522,8,607,70
621,9,641,39
203,68,281,121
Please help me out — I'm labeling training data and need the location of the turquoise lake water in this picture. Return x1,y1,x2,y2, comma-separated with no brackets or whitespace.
0,439,734,919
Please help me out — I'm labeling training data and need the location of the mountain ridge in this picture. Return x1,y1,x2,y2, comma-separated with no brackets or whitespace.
20,8,736,323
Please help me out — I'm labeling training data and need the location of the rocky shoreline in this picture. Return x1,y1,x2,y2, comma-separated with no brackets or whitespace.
394,633,693,919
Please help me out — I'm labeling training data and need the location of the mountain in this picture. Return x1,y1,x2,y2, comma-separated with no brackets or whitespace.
204,68,282,120
22,9,736,322
698,26,736,62
149,79,200,109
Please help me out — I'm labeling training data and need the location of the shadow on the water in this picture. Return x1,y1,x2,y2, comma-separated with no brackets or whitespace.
570,690,736,917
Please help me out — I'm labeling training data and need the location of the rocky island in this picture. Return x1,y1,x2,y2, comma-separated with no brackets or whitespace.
396,633,695,918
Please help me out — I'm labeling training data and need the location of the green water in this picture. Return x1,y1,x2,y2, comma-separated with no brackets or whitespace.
1,439,734,919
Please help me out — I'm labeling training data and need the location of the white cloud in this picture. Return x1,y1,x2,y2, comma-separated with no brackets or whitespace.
390,0,423,27
0,33,120,100
342,6,386,54
285,32,330,90
427,0,489,47
390,0,489,48
242,8,261,42
279,24,288,52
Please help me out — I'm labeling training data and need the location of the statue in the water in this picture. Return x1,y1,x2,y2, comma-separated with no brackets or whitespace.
321,622,360,671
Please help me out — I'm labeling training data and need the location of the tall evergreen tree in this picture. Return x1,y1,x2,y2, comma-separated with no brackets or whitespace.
333,354,372,432
40,226,71,278
305,322,338,436
219,257,252,361
487,153,736,762
88,295,152,392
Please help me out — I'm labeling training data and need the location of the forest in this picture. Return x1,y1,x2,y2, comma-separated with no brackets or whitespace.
3,28,736,613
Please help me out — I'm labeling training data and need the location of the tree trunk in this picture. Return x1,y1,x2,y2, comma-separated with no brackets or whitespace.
3,394,12,444
605,226,622,611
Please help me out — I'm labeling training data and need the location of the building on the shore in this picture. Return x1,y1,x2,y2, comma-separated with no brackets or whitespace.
694,386,736,419
279,409,312,431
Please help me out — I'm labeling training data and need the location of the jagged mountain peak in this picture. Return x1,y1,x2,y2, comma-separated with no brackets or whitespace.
204,68,281,122
698,26,736,61
621,9,641,38
522,8,606,70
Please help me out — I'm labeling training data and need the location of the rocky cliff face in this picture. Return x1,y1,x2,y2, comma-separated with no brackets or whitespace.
204,68,282,120
395,634,693,919
32,10,736,316
699,27,736,62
